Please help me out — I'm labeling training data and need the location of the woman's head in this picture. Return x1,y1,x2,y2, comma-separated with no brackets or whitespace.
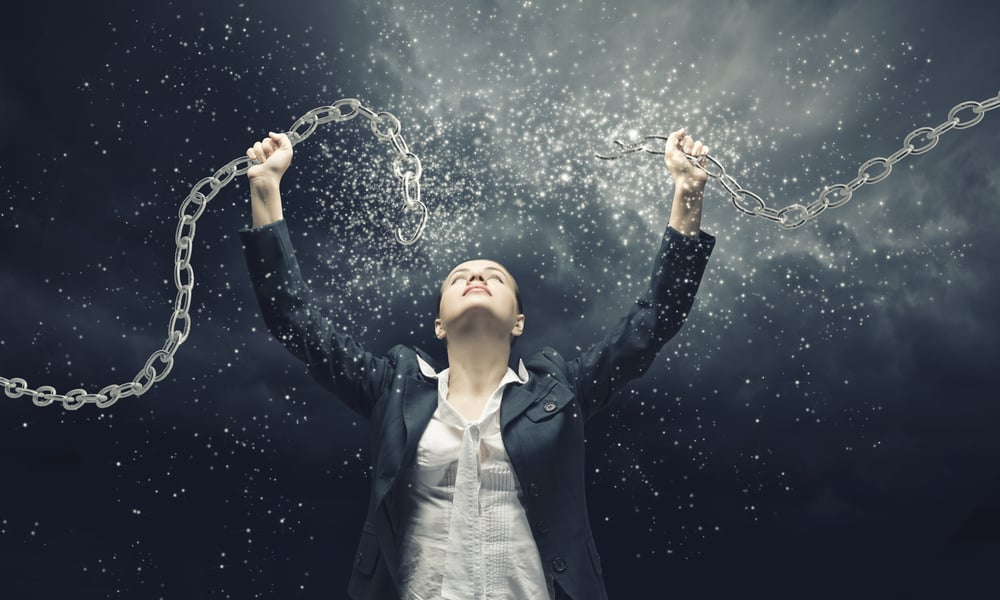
435,259,524,346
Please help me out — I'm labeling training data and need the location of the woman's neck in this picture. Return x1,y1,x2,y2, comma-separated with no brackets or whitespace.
444,335,511,400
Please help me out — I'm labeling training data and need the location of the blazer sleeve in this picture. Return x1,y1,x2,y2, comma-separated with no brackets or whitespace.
238,219,394,419
561,225,715,422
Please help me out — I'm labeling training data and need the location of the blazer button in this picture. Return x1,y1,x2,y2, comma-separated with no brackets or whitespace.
552,557,567,572
529,483,541,497
543,401,557,412
355,552,364,566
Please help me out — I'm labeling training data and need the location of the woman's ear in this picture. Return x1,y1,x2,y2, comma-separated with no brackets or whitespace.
435,317,446,340
511,314,525,337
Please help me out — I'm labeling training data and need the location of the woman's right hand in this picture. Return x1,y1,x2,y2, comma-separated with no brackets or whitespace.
664,128,709,190
246,132,293,188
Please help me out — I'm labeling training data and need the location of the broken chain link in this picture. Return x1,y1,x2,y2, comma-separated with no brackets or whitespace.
2,98,426,410
595,91,1000,228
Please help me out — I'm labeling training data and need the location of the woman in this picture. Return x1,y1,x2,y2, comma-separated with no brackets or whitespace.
240,127,715,599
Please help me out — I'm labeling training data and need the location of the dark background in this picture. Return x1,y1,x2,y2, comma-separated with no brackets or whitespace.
2,1,999,598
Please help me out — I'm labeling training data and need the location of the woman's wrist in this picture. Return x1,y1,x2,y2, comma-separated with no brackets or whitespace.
669,185,704,237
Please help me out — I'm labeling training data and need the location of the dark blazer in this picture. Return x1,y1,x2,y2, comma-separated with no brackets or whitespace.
240,219,715,599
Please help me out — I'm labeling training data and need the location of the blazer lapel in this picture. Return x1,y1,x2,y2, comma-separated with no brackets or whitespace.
404,345,445,454
404,346,556,453
400,353,440,474
500,376,557,431
413,346,442,371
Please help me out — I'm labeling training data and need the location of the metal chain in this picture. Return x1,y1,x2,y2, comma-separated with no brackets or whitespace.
2,98,426,410
594,90,1000,228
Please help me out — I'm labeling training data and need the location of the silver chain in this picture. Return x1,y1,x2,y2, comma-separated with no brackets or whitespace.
10,92,994,409
595,91,1000,228
2,98,426,410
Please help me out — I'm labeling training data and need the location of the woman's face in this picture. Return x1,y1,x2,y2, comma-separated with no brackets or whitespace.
435,259,523,342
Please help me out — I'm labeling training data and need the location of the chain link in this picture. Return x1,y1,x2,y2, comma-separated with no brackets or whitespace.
281,99,428,244
3,98,426,410
594,90,1000,229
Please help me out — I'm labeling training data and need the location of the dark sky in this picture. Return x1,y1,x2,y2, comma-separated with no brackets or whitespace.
2,0,1000,598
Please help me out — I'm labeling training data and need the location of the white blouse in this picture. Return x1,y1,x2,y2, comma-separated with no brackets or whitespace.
395,356,556,600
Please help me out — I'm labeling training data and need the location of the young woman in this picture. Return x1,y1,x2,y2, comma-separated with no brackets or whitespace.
240,128,715,600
